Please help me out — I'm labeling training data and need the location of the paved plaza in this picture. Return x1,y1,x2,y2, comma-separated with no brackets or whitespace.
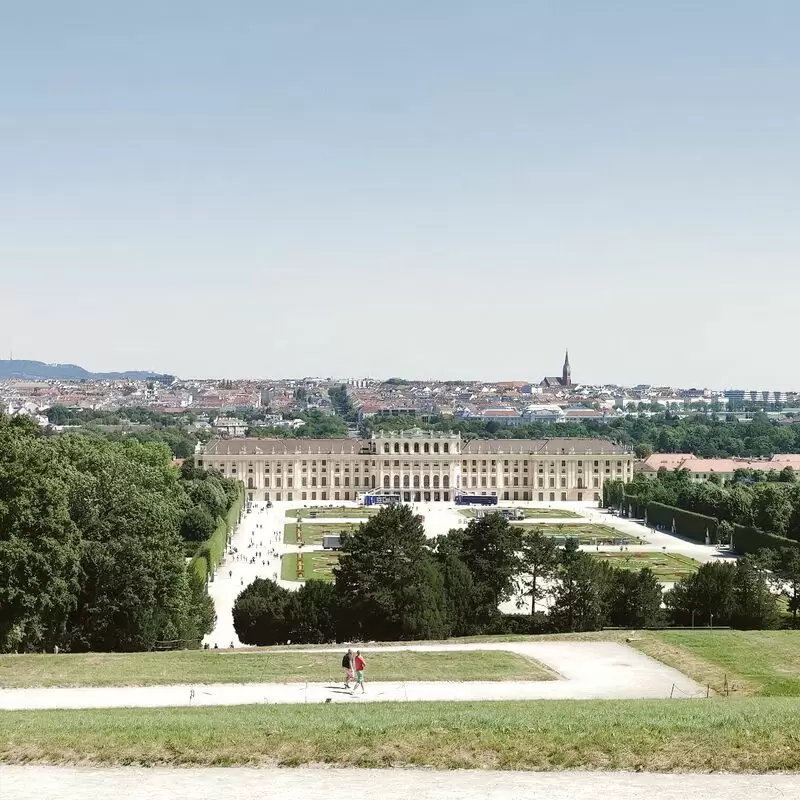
1,766,795,800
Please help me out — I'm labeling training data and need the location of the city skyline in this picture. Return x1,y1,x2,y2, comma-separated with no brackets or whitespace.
2,2,799,386
1,351,797,392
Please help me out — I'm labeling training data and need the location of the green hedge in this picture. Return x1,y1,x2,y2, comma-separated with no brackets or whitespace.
731,524,800,556
621,493,645,519
647,501,718,544
194,484,244,582
190,554,209,585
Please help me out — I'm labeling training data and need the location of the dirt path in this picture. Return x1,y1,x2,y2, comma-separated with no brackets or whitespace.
0,642,703,709
1,765,795,800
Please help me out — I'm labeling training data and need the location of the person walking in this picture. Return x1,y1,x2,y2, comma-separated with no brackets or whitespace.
352,650,366,694
342,648,355,689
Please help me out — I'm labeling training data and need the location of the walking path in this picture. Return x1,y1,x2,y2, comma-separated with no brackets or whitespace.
0,642,704,710
1,766,796,800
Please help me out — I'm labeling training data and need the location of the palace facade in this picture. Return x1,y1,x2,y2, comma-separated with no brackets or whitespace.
196,429,634,504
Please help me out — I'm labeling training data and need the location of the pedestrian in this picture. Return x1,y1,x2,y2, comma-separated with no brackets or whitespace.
229,570,232,578
342,648,355,689
352,650,366,694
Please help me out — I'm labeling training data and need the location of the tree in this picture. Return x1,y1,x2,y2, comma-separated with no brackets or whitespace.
773,547,800,623
730,555,780,629
716,520,734,546
605,567,663,628
445,514,523,626
433,537,477,636
602,479,625,509
665,561,738,627
519,530,559,615
334,505,448,641
290,580,337,643
751,484,792,536
0,417,81,652
181,506,216,542
549,541,610,632
634,443,654,459
233,579,298,646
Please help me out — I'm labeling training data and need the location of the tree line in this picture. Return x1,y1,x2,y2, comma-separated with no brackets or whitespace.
233,506,793,646
0,415,238,653
606,468,800,542
359,411,800,459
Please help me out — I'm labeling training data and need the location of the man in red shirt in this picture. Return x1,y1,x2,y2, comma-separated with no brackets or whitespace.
352,650,366,694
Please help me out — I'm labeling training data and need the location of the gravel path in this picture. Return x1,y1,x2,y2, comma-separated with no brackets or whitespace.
0,642,704,709
1,766,796,800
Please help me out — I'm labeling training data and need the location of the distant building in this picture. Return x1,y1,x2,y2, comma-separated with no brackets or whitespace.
523,404,565,424
725,389,791,409
195,429,634,504
637,452,800,482
212,416,247,437
540,350,572,390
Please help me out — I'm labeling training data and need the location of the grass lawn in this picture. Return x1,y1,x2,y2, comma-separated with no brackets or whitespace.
591,552,701,582
633,630,800,697
286,507,376,519
517,523,643,545
0,650,552,689
283,521,360,545
2,697,799,770
459,508,581,519
281,552,340,582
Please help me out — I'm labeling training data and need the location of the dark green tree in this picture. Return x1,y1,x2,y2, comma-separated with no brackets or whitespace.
519,529,559,616
334,505,448,641
233,578,298,646
730,555,780,629
664,561,738,627
605,568,663,628
291,580,337,643
549,540,610,632
447,514,523,626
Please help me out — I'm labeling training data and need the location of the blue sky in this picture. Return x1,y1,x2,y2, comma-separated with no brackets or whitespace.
1,2,798,386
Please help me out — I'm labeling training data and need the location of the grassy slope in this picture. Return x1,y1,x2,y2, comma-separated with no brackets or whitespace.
3,631,800,770
2,698,799,770
632,630,800,697
0,650,552,688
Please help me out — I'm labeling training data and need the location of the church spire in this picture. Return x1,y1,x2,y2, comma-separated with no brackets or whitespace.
562,349,571,387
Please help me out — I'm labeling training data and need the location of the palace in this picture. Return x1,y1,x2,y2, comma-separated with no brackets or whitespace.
196,429,634,504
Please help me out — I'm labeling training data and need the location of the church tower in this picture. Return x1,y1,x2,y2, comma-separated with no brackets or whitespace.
562,349,571,387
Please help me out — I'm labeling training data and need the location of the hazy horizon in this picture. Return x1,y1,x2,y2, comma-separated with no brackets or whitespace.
2,2,798,387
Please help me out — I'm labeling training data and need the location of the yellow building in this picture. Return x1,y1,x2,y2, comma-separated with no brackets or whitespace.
196,429,633,504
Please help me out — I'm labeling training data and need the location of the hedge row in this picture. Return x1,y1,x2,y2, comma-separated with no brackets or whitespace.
620,493,645,518
194,485,244,583
731,524,800,556
190,554,209,585
647,501,718,544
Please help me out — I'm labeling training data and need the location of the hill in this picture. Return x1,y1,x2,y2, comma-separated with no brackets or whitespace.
0,360,173,382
